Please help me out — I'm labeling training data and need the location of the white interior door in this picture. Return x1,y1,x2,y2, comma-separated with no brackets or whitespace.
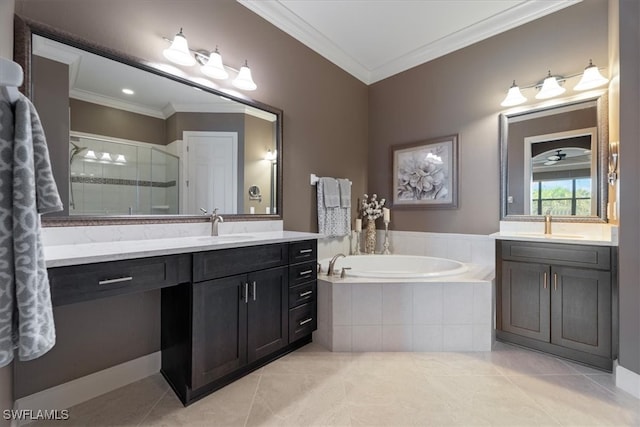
183,131,238,215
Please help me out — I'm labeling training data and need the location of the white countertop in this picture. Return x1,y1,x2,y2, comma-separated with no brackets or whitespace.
490,231,616,246
491,221,618,246
45,231,321,268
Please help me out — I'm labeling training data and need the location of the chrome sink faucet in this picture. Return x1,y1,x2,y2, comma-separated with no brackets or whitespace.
544,210,552,235
327,253,346,276
211,208,224,236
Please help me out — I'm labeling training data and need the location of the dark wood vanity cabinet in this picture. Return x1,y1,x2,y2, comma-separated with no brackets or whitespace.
496,240,617,371
162,240,317,405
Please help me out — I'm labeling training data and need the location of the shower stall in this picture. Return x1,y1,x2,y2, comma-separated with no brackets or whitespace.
69,134,179,215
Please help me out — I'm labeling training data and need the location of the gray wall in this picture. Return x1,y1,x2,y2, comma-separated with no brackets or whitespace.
368,0,608,235
33,55,70,216
70,99,167,145
617,0,640,375
14,291,160,398
1,1,16,420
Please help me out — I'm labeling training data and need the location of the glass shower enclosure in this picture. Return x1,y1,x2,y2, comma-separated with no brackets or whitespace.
69,134,179,215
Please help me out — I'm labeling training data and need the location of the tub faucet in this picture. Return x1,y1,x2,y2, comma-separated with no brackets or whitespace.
211,208,224,236
544,210,552,235
327,253,346,276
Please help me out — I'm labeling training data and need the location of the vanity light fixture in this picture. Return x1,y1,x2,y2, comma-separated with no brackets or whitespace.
100,152,112,162
500,80,528,107
501,59,609,107
200,47,229,80
84,150,97,160
162,29,257,91
163,28,196,66
115,154,127,163
535,71,566,100
232,60,257,91
574,59,609,91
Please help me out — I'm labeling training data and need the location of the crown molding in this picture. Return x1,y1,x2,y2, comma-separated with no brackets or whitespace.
239,0,582,85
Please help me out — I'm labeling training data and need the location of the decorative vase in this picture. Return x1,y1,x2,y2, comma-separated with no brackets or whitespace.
365,219,376,254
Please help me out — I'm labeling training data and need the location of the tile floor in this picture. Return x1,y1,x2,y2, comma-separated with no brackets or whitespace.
35,342,639,426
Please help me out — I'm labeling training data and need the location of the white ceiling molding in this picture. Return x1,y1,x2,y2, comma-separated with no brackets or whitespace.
33,35,82,89
70,89,167,119
239,0,582,85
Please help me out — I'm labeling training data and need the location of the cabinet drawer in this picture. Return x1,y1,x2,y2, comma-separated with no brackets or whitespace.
289,240,317,264
289,261,317,287
289,302,316,343
193,244,288,282
48,254,189,306
500,241,610,270
289,281,316,308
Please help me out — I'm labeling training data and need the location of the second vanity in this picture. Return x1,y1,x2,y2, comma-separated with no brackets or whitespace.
493,224,618,371
45,229,319,405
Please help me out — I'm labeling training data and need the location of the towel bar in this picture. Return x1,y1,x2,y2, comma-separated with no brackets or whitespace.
310,173,352,186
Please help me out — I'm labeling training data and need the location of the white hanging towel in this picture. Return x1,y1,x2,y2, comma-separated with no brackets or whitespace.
317,177,351,237
0,92,63,368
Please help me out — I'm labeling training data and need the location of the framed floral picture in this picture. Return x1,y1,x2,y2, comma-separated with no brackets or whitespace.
391,134,458,209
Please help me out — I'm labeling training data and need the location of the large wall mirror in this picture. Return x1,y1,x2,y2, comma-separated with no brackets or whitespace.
14,17,283,225
500,93,608,222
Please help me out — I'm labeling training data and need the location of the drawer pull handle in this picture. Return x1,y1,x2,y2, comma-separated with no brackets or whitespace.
299,290,313,298
299,249,313,254
299,317,313,326
299,269,313,277
98,276,133,285
554,273,558,291
244,282,249,304
543,272,548,289
252,281,257,301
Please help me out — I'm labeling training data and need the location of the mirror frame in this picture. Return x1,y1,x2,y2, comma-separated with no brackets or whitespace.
14,15,283,226
499,92,609,223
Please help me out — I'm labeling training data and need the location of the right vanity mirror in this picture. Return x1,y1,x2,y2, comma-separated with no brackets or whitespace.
500,92,609,222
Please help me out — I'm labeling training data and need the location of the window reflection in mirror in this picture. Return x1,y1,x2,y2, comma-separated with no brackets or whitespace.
31,34,279,218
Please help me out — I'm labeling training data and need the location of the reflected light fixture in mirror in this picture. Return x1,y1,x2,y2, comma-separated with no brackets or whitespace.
163,28,257,91
501,59,609,107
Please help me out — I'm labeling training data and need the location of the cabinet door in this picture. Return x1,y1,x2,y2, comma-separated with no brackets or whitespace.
501,261,550,342
192,275,248,390
247,266,288,363
551,266,611,357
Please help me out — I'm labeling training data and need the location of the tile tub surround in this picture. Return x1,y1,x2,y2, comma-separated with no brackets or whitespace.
315,265,494,353
319,230,496,267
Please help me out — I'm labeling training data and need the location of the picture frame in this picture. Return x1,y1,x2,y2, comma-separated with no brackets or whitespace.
391,134,458,209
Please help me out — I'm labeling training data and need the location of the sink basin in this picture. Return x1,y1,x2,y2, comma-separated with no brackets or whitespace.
513,232,585,239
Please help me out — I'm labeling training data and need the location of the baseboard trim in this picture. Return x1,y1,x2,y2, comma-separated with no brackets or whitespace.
13,352,160,426
616,362,640,399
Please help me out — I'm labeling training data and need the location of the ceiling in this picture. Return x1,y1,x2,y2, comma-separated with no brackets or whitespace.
239,0,581,85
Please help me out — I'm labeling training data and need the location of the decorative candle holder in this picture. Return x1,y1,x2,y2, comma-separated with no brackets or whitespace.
382,221,391,255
